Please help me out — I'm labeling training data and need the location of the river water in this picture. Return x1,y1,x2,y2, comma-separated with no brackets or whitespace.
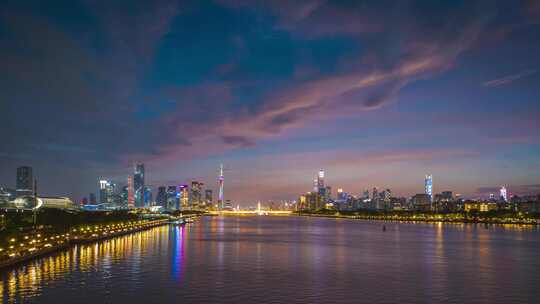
1,216,540,303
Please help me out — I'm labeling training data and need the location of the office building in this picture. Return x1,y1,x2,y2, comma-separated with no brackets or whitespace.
134,163,145,207
191,181,203,208
157,186,167,209
166,186,177,210
180,184,189,209
500,186,508,202
205,189,213,207
89,193,96,204
425,174,433,203
127,175,135,207
99,180,115,204
16,166,33,197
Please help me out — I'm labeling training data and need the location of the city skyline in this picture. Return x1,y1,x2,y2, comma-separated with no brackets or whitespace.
0,164,533,208
1,1,539,204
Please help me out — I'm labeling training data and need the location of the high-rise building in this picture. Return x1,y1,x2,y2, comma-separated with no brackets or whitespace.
218,164,224,209
500,186,508,202
412,193,431,211
166,186,177,210
144,186,152,207
191,181,203,208
372,187,378,200
337,188,348,201
317,169,325,189
122,186,128,205
425,174,433,203
99,180,115,204
179,184,189,209
205,189,213,207
16,166,33,197
157,186,167,209
134,163,145,208
89,193,96,204
127,176,135,208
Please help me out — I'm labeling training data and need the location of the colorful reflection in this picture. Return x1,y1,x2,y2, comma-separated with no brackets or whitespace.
0,225,170,303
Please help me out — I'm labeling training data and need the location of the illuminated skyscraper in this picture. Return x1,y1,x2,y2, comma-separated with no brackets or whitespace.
144,186,152,206
317,169,325,189
337,188,347,201
180,184,189,209
166,186,177,210
500,186,508,202
205,189,213,207
99,180,115,204
191,181,203,208
127,176,135,208
425,174,433,203
218,164,224,209
134,163,145,208
156,186,167,208
16,166,33,197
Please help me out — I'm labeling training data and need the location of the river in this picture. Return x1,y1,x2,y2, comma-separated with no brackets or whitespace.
1,216,540,303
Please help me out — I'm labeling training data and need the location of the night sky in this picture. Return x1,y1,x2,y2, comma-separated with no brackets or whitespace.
1,0,539,205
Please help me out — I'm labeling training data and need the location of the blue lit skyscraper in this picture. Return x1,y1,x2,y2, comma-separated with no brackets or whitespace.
134,163,145,208
425,174,433,203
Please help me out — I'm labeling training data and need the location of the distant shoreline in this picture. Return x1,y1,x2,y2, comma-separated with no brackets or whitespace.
294,212,540,225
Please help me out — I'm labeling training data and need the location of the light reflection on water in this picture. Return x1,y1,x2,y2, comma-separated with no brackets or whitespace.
1,217,540,304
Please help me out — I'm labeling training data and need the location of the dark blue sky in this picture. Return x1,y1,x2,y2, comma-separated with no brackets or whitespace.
1,0,539,204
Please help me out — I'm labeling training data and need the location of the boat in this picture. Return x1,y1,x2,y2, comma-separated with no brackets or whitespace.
169,219,185,226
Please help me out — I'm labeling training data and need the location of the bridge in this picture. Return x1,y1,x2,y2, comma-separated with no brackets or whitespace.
208,210,292,216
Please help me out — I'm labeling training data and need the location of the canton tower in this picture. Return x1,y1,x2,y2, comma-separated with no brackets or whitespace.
218,164,224,209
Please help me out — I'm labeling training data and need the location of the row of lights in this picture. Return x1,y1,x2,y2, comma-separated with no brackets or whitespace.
1,219,166,261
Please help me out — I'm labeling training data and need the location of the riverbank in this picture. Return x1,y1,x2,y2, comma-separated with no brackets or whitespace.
296,211,540,225
0,219,169,270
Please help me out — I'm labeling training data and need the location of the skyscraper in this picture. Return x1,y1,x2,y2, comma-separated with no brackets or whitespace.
89,193,96,204
500,186,508,202
157,186,167,209
205,189,213,207
191,181,203,208
99,180,115,204
179,184,189,209
134,163,145,208
127,176,135,208
317,169,325,189
166,186,177,210
16,166,33,197
218,164,224,209
425,174,433,203
144,186,152,206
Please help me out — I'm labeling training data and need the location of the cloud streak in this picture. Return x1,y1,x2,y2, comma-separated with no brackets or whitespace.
483,70,537,87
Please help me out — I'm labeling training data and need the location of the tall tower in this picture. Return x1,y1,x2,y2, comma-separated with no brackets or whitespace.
425,174,433,202
133,163,145,208
500,186,508,202
218,164,224,209
127,175,135,208
317,169,325,189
